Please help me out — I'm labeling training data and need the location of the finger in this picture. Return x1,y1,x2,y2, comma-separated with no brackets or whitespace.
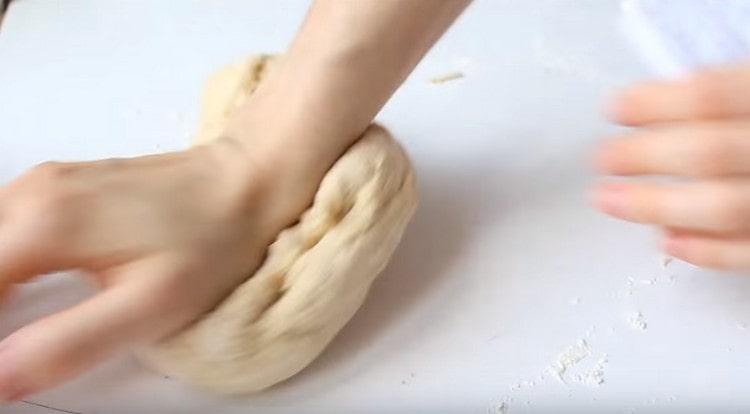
0,225,52,290
662,229,750,271
0,288,140,401
593,180,750,233
0,217,76,291
0,259,188,400
610,64,750,126
596,120,750,177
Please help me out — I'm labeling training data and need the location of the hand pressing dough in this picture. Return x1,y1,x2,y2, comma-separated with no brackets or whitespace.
139,55,418,394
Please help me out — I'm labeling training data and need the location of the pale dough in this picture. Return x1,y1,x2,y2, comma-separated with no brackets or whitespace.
139,55,418,394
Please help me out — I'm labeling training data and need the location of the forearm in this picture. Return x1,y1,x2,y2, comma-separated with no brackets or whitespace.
278,0,471,143
225,0,470,175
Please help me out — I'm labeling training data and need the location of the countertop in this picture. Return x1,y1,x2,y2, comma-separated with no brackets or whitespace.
1,1,750,413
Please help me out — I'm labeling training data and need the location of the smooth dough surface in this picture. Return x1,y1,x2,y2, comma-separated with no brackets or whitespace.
139,55,418,394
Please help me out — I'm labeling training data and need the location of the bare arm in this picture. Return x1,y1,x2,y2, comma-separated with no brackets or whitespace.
227,0,471,188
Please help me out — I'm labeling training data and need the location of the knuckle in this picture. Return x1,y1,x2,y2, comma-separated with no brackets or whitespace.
28,185,75,213
29,161,70,181
13,184,84,243
17,162,75,197
17,163,83,211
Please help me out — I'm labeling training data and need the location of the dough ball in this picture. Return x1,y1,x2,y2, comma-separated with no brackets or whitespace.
138,55,418,394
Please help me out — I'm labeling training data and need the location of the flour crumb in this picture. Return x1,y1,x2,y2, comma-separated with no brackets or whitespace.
626,277,636,295
737,322,747,330
548,339,591,383
495,402,509,414
582,357,608,387
428,71,465,84
628,312,648,331
569,297,581,306
661,255,673,268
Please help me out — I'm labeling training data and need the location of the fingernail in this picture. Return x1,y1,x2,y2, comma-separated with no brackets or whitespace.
593,183,629,216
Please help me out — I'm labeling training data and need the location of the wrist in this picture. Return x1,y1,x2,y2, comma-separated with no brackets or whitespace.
199,120,332,236
219,60,359,187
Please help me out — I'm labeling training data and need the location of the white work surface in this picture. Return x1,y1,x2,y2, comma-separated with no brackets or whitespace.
1,1,750,413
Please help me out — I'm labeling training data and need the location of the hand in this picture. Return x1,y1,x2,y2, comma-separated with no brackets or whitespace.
594,64,750,271
0,135,317,400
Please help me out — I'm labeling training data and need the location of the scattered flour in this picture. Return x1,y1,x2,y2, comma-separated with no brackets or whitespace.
548,339,592,383
581,356,608,387
493,336,603,412
626,277,636,296
628,312,648,331
489,252,681,411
